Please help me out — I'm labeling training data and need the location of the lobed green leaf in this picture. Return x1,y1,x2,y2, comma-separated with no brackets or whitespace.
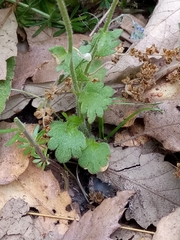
78,138,110,174
48,117,86,163
50,46,82,74
78,82,114,123
92,29,122,57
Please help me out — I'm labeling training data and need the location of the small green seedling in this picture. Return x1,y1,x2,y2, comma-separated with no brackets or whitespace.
0,118,49,170
46,0,121,173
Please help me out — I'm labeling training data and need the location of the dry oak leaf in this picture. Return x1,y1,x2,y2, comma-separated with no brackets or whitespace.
0,8,18,80
152,207,180,240
0,161,78,239
0,121,29,185
98,144,180,228
62,191,134,240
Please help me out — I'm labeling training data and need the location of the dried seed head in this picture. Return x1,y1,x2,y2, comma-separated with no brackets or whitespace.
146,44,159,55
34,108,45,119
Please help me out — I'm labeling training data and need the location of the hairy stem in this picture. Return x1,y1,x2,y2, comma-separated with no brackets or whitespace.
56,0,79,100
14,117,47,163
103,0,119,32
56,0,91,135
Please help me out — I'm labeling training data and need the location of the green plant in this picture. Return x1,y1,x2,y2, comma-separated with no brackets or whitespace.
0,0,98,36
44,0,121,174
0,0,161,174
46,0,161,173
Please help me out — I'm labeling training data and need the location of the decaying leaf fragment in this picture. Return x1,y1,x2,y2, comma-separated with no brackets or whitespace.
153,208,180,240
98,144,180,228
0,198,42,239
62,191,134,240
0,161,78,238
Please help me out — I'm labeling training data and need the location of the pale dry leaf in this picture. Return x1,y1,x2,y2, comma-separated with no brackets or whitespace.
144,100,180,151
104,55,141,84
0,198,43,239
152,207,180,240
0,94,31,120
105,0,180,83
62,191,135,240
0,161,77,238
1,80,76,120
25,82,76,112
33,59,60,83
98,144,180,228
143,0,180,51
144,78,180,102
32,92,76,112
0,8,18,80
0,122,29,185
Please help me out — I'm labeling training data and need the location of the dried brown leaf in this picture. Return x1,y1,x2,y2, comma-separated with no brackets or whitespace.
144,78,180,102
98,144,180,228
0,161,78,238
0,122,29,184
62,191,134,240
13,26,91,92
114,120,149,147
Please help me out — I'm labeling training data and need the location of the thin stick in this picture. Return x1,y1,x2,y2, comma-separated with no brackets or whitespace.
89,8,110,37
120,225,155,235
28,211,80,221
